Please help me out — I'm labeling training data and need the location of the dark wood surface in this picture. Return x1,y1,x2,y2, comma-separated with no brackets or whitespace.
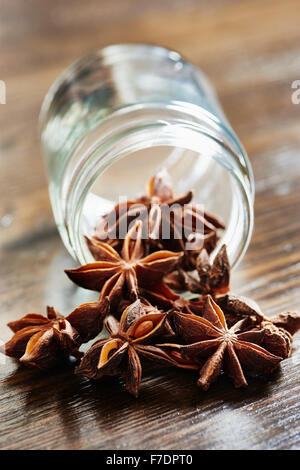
1,0,300,450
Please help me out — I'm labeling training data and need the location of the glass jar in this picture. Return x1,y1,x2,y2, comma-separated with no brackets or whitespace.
39,44,254,268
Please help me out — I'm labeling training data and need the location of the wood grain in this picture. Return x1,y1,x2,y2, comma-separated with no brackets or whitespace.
1,0,300,450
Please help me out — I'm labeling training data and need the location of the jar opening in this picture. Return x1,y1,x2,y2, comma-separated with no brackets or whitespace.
62,102,253,268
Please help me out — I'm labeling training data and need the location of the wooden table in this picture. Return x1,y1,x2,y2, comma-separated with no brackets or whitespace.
1,0,300,450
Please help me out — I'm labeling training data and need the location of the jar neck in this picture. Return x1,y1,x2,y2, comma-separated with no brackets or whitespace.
60,101,254,267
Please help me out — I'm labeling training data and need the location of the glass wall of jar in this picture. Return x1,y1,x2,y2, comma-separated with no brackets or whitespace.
39,44,254,268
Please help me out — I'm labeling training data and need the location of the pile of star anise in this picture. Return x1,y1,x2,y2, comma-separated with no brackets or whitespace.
2,171,300,397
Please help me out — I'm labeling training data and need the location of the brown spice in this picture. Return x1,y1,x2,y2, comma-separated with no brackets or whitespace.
269,311,300,335
65,220,182,309
255,321,292,359
171,296,284,390
165,244,230,296
66,298,110,342
76,300,187,397
2,170,300,398
94,169,225,269
141,282,205,315
215,294,297,359
3,306,82,369
215,293,266,328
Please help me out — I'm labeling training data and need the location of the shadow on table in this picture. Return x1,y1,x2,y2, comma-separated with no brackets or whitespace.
1,359,283,448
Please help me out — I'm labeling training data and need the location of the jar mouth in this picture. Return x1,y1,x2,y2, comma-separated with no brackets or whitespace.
63,101,254,269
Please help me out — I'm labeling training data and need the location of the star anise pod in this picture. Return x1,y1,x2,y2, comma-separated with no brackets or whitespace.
2,299,110,369
170,296,283,390
141,282,205,316
2,306,81,369
94,169,225,268
66,297,110,342
253,320,292,359
217,295,300,338
165,245,230,296
216,293,266,329
76,299,194,397
66,221,183,309
269,311,300,336
113,295,170,319
216,294,298,358
216,292,300,337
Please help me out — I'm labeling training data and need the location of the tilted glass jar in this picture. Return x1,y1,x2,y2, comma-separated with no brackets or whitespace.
39,44,254,268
